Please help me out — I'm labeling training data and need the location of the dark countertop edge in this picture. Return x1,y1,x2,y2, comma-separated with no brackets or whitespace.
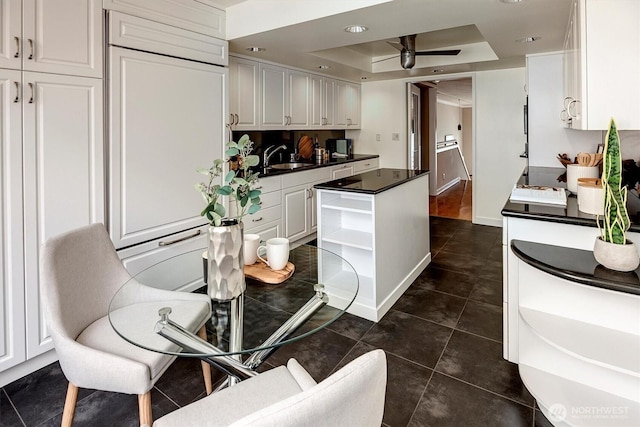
314,169,430,195
510,240,640,296
501,167,640,233
258,154,379,178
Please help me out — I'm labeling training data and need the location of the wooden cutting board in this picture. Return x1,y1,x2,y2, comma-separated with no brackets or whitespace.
298,135,314,160
245,260,295,284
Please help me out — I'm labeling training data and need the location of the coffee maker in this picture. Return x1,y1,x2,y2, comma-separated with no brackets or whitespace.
326,138,353,158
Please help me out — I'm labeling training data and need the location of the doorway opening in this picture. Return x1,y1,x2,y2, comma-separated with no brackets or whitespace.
407,78,473,221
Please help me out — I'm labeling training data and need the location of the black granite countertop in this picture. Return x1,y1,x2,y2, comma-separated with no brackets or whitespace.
511,240,640,295
501,166,640,232
313,168,429,194
258,154,379,177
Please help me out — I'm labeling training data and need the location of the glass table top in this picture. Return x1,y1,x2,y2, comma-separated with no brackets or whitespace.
108,244,359,358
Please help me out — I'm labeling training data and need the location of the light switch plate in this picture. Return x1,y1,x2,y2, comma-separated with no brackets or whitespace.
392,133,400,141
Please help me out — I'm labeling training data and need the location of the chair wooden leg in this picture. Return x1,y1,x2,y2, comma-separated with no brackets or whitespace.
61,382,79,427
138,392,152,426
198,325,213,395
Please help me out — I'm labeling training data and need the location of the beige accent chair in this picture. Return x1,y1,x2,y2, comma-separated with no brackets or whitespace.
40,223,213,426
153,349,387,427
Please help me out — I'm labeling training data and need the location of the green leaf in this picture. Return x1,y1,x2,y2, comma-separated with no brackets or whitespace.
226,141,238,149
216,186,232,196
226,148,239,157
238,134,250,145
248,189,261,199
244,155,259,167
224,170,235,184
240,194,249,207
248,203,261,214
235,177,248,186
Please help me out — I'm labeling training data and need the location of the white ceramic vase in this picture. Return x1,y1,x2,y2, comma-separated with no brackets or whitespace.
207,220,245,300
593,237,640,272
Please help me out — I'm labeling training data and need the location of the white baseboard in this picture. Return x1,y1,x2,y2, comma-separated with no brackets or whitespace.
0,350,58,387
436,177,461,195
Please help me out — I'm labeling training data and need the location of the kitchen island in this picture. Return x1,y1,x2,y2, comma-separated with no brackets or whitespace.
314,169,430,321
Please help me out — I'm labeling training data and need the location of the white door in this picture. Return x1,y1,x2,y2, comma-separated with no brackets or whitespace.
0,69,25,371
108,47,227,249
0,0,21,70
22,0,102,78
334,80,348,128
282,184,309,241
408,83,421,170
229,57,259,130
287,69,309,128
22,72,104,358
260,63,286,128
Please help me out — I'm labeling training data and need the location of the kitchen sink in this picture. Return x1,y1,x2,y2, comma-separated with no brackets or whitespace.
269,162,313,170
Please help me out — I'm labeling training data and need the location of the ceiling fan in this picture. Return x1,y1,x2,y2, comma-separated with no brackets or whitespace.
387,34,461,69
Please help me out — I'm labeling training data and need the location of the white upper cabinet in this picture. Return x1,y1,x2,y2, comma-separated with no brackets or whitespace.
311,74,336,128
563,0,640,130
17,0,102,78
346,82,361,128
229,56,260,130
103,0,225,38
0,0,21,70
260,63,310,129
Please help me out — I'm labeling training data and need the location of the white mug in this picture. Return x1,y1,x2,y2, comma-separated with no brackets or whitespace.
257,237,289,270
243,234,261,265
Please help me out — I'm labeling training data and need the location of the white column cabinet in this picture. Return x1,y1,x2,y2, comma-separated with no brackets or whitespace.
0,69,24,373
229,56,260,130
22,72,104,358
0,0,103,78
311,75,335,128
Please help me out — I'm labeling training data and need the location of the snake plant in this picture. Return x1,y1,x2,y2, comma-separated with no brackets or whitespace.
599,118,631,244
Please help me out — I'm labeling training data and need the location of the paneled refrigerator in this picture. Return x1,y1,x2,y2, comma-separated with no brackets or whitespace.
106,11,228,290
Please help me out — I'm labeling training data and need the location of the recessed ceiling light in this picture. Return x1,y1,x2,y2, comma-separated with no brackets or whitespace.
432,69,445,73
344,25,368,33
517,36,540,43
317,65,331,69
246,47,266,52
360,76,368,80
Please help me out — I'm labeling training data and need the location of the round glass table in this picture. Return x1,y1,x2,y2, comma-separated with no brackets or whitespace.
108,244,359,381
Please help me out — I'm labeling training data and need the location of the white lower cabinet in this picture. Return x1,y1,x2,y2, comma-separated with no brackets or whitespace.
242,175,282,241
281,167,331,242
353,158,379,173
331,163,354,179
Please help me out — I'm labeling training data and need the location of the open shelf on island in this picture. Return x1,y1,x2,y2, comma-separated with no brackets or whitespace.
321,229,373,251
321,198,372,214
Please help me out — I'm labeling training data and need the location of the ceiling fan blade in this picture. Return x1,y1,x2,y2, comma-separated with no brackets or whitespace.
414,49,461,56
371,54,399,64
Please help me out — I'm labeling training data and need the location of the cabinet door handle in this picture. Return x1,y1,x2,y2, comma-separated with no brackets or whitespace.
230,113,234,125
560,109,568,122
252,217,263,222
567,99,578,118
234,113,239,125
563,96,573,110
28,82,34,103
13,81,19,103
158,229,201,246
13,36,19,58
27,39,33,60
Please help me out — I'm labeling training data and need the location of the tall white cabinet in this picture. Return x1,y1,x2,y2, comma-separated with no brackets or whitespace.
0,0,103,382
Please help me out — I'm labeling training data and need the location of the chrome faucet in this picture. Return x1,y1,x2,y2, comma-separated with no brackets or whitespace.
263,144,287,168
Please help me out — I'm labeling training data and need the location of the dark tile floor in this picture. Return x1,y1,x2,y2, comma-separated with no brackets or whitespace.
0,217,554,426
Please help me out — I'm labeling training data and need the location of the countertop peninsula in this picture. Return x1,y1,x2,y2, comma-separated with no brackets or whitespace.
501,166,640,232
314,168,429,194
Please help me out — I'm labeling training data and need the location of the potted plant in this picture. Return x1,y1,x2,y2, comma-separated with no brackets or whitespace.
594,118,639,272
196,134,262,300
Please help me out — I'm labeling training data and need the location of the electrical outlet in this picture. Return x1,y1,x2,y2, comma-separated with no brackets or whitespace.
392,133,400,141
375,133,381,141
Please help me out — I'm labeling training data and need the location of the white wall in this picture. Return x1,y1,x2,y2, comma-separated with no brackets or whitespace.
349,79,407,168
474,68,528,226
351,68,527,226
436,100,462,143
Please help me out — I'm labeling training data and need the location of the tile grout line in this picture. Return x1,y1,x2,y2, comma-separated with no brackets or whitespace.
3,388,27,427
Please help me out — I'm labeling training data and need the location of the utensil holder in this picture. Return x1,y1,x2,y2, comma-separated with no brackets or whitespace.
566,164,599,194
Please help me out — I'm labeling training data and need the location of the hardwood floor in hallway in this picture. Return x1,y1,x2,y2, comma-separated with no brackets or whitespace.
429,180,472,221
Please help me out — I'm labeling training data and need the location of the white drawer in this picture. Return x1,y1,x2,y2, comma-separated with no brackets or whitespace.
256,175,282,193
281,167,332,188
246,221,281,242
354,158,379,173
259,191,281,209
245,205,281,230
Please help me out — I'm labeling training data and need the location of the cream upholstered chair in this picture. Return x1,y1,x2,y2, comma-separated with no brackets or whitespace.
40,223,213,426
153,349,387,427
